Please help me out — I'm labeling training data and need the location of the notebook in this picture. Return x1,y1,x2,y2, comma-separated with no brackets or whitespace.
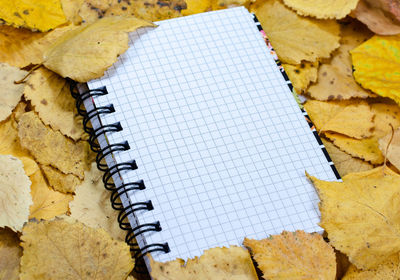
74,6,340,269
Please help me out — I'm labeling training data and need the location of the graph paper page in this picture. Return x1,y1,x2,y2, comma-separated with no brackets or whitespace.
88,7,338,262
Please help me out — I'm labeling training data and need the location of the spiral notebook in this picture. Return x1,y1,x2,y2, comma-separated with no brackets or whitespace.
74,7,340,269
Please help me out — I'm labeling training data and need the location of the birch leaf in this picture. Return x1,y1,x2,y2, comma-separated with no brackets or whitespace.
43,16,156,82
0,0,67,31
20,219,134,280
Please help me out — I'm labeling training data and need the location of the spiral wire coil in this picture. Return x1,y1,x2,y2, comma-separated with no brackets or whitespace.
70,82,170,272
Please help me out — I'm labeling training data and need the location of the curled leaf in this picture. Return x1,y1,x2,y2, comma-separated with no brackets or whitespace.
43,16,156,82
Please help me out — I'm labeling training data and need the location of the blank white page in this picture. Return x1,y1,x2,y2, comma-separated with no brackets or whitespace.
88,7,338,262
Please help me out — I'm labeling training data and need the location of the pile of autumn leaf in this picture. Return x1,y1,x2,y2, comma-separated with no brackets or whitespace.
1,0,400,279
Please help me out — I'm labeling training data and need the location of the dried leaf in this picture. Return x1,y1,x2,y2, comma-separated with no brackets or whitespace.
250,0,340,64
0,155,32,232
20,219,134,280
304,100,374,139
0,24,75,68
24,68,85,141
0,63,27,122
371,103,400,138
0,0,67,31
41,165,81,194
379,127,400,171
69,163,125,240
322,138,373,176
352,0,400,35
307,21,374,101
18,111,90,179
77,0,186,23
308,167,400,269
325,132,384,165
351,35,400,105
283,0,359,19
182,0,211,15
0,228,22,280
0,117,31,159
244,231,336,280
150,246,258,280
43,16,155,82
212,0,253,10
342,254,400,279
60,0,84,25
29,167,73,221
283,62,318,93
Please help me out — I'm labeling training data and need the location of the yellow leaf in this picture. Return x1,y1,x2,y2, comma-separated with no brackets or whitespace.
304,100,375,139
282,62,318,94
69,163,125,240
182,0,211,16
307,20,374,101
351,0,400,35
0,228,22,280
308,167,400,269
0,63,27,122
282,0,359,19
60,0,84,25
244,231,336,280
371,102,400,138
342,254,400,280
379,127,400,171
17,111,90,179
321,137,373,176
150,246,258,280
41,165,81,194
0,0,67,32
0,116,31,159
0,24,75,68
250,0,340,64
76,0,186,23
24,68,85,141
211,0,253,10
0,155,32,232
20,219,134,280
325,132,384,165
29,168,73,220
43,16,155,82
351,35,400,105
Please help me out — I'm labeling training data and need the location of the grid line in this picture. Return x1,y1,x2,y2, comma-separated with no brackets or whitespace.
88,7,337,262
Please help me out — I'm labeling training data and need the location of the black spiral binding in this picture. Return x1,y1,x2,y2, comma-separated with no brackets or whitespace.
70,81,170,273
